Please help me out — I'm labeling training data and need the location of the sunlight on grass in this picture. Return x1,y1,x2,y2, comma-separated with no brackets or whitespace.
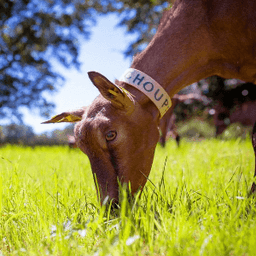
0,140,256,255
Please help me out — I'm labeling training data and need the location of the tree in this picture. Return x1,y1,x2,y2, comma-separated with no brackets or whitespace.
2,123,35,144
0,126,4,144
0,0,171,123
0,0,113,122
113,0,170,56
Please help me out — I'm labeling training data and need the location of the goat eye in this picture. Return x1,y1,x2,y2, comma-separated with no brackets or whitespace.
106,131,117,141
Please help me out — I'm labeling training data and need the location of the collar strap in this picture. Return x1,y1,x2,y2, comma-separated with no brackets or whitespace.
119,68,172,118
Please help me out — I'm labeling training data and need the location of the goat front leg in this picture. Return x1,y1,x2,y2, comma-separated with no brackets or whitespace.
250,121,256,194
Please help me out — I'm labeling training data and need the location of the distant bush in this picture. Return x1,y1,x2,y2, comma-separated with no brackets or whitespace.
176,117,252,141
217,123,252,140
177,117,216,139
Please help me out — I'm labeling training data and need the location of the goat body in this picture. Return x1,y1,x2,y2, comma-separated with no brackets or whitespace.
43,0,256,204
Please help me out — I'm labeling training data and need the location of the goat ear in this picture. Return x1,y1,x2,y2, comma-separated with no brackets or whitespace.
88,71,135,113
41,107,86,124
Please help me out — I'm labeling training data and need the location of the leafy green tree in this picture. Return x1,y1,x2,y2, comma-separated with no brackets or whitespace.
113,0,170,56
2,123,35,144
0,0,112,122
0,0,170,123
0,126,4,144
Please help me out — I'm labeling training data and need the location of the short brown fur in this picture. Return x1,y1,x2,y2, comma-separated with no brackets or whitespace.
44,0,256,203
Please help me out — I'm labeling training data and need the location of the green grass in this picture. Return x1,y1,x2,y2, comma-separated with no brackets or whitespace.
0,139,256,255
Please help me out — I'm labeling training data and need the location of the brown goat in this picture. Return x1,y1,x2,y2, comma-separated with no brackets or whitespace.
43,0,256,204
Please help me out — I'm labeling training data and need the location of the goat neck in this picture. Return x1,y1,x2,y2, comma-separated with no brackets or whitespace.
125,0,256,122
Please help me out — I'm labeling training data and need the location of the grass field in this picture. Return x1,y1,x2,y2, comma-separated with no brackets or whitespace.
0,139,256,255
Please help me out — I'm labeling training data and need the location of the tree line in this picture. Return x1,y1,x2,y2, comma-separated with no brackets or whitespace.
0,124,75,146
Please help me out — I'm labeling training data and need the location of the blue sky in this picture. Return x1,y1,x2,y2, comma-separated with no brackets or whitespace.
21,14,137,134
